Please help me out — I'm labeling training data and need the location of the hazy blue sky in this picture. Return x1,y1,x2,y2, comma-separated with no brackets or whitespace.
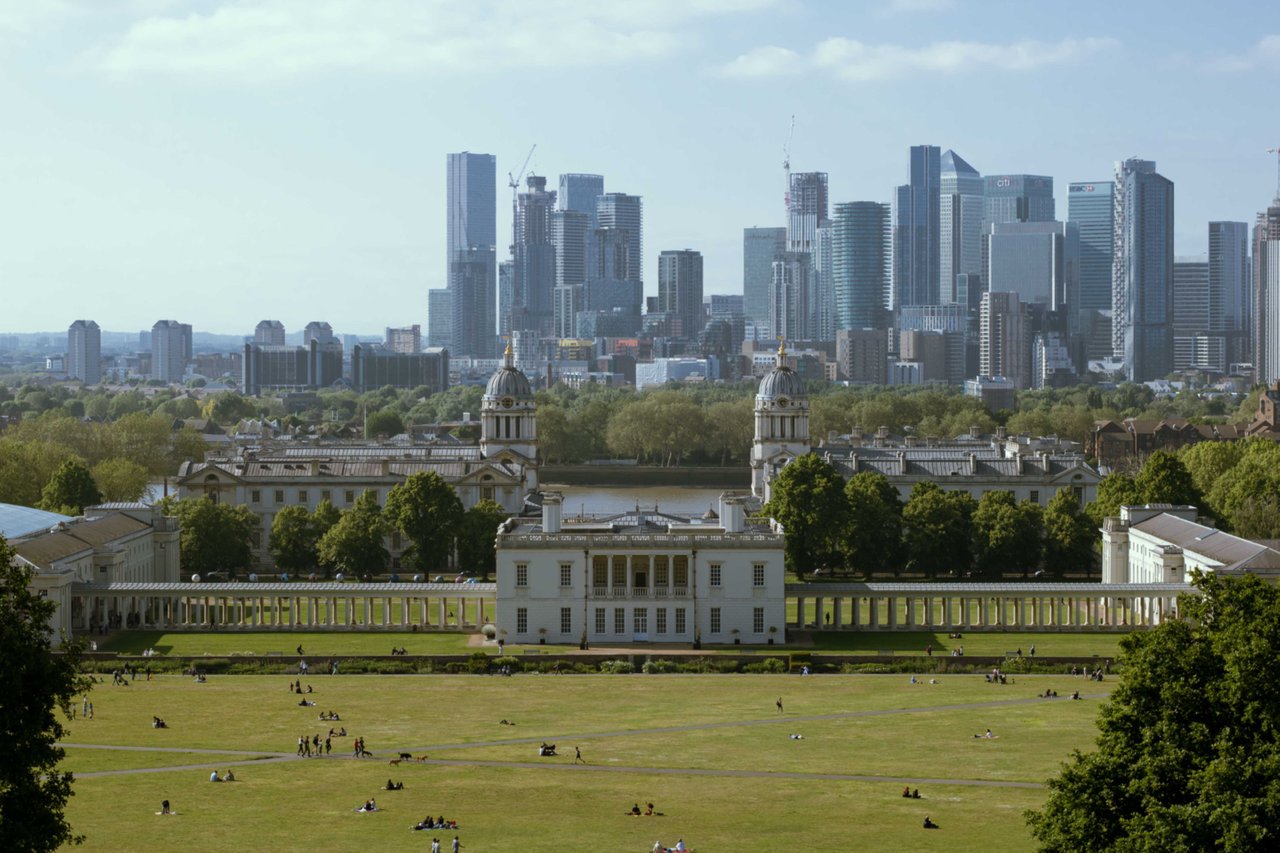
2,0,1278,336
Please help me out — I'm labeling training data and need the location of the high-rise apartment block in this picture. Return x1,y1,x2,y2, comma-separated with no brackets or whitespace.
510,175,557,336
447,152,498,357
427,289,452,351
1172,259,1223,371
657,250,704,338
1112,159,1174,382
743,226,787,329
979,291,1029,389
939,150,983,306
254,320,285,346
1208,221,1250,365
832,202,891,332
151,320,192,384
67,320,101,384
1255,199,1280,381
787,172,829,253
894,145,942,308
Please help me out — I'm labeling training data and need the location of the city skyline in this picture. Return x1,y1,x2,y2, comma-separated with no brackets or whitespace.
2,1,1279,333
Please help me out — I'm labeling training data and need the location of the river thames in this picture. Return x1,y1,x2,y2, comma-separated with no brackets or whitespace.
542,484,734,517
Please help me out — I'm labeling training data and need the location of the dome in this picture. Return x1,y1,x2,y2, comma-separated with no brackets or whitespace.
758,365,806,401
485,365,533,400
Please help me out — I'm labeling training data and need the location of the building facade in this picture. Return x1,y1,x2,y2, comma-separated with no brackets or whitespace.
1067,181,1115,348
657,249,704,338
986,221,1079,312
1102,505,1280,585
984,174,1054,225
67,319,101,384
447,152,498,358
151,320,191,384
350,345,448,394
1113,159,1174,382
832,201,891,332
744,226,787,330
893,144,941,308
940,150,984,306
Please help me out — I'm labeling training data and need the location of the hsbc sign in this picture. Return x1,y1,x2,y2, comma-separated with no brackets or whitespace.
1070,184,1096,192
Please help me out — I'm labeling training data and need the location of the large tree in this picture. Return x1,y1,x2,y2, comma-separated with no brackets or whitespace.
1028,573,1280,851
456,499,508,580
1134,450,1203,510
0,536,90,851
90,458,149,503
268,505,320,574
841,471,904,577
762,454,848,579
1042,489,1097,579
972,491,1044,579
902,482,975,578
39,459,102,515
1085,472,1142,528
317,490,389,577
385,472,463,573
160,497,256,579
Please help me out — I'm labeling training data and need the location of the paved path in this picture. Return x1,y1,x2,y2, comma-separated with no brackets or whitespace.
63,692,1090,787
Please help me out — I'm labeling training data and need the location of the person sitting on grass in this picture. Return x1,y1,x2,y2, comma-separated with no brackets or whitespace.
630,803,642,816
923,816,938,829
160,800,172,815
209,771,221,782
224,769,235,782
901,786,911,798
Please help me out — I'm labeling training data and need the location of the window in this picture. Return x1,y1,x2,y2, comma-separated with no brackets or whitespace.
614,608,625,634
656,608,667,634
612,556,626,587
298,490,308,504
673,556,688,587
709,564,722,587
320,490,331,503
753,563,766,587
482,486,494,502
515,563,528,588
753,607,765,634
559,563,573,587
274,490,285,504
560,607,572,634
654,556,669,586
634,608,647,634
344,490,355,504
595,608,605,634
1029,490,1040,505
710,607,721,634
675,607,686,634
592,556,608,588
516,608,527,634
250,490,261,504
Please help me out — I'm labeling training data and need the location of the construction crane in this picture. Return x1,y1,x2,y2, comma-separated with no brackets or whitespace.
507,144,536,248
782,116,795,212
1268,147,1280,202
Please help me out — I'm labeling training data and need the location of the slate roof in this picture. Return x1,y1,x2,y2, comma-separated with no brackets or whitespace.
1132,513,1280,571
11,514,148,567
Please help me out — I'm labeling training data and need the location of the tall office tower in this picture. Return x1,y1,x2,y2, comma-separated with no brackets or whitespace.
1112,159,1175,382
979,291,1029,388
893,145,942,308
787,172,829,253
832,202,891,331
657,250,704,338
1068,181,1116,323
511,175,557,335
254,320,285,346
985,221,1079,312
446,152,498,357
558,173,604,217
983,175,1054,225
1208,222,1250,364
813,224,835,341
580,222,643,337
151,320,191,383
497,260,515,337
385,324,421,354
67,320,101,384
552,209,588,290
553,284,582,338
1172,259,1223,371
427,289,452,350
596,193,643,284
303,321,336,346
939,150,984,305
1256,198,1280,380
743,226,787,328
769,252,815,342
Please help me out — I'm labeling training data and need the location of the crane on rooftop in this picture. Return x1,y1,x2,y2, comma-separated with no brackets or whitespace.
1267,146,1280,203
782,116,795,212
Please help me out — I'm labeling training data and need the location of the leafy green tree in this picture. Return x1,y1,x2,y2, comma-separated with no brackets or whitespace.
972,491,1043,579
1207,439,1280,534
39,458,102,515
316,490,388,577
201,392,257,425
1134,450,1203,509
90,458,149,503
902,482,976,578
384,472,463,573
842,472,904,577
1028,573,1280,851
1179,441,1244,500
364,409,405,438
534,403,572,464
763,454,849,579
0,536,90,852
311,499,340,539
269,505,320,573
1085,472,1142,527
702,398,754,466
0,438,75,508
456,499,508,580
160,496,257,579
1043,488,1097,579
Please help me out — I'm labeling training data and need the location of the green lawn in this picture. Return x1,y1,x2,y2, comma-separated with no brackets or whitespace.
804,631,1124,658
58,673,1109,851
98,630,481,656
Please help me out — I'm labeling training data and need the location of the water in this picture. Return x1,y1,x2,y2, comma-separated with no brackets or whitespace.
542,485,730,518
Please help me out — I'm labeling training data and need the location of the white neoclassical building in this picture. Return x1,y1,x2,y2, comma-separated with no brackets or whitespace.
495,492,787,646
1102,504,1280,585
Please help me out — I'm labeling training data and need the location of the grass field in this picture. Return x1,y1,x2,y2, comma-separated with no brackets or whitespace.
59,671,1109,851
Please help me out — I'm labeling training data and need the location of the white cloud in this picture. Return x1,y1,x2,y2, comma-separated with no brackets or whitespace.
79,0,779,80
1206,35,1280,72
716,35,1118,81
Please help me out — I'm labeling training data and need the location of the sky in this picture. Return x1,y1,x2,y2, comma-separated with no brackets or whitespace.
2,0,1279,336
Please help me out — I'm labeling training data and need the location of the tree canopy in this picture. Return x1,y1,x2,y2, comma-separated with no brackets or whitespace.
0,536,90,851
385,472,464,573
316,490,388,577
38,458,102,515
903,482,976,578
159,497,256,579
456,499,508,580
762,454,848,579
841,472,904,577
1028,573,1280,851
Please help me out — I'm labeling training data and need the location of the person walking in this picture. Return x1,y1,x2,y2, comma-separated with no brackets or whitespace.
574,746,584,764
776,697,783,714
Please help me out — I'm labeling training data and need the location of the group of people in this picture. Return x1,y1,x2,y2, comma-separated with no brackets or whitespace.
296,733,331,756
352,736,371,757
318,710,341,721
985,669,1011,685
290,680,313,694
209,769,235,782
389,646,409,655
949,646,966,657
385,779,404,790
629,803,662,816
652,840,686,852
900,787,922,799
151,716,167,728
356,798,378,812
414,816,460,831
111,668,133,685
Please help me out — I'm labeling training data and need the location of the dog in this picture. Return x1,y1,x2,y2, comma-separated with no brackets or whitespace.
398,752,412,760
388,759,401,766
415,755,429,762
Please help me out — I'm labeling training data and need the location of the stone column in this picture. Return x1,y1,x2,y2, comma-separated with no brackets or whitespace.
832,597,843,629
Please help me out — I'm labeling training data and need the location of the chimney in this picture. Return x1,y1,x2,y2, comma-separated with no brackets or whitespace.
967,451,977,475
542,492,563,534
969,424,980,439
719,493,745,534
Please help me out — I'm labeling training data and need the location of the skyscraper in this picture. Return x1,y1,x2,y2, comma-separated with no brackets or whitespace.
67,320,101,384
787,172,829,253
1255,200,1280,380
985,221,1079,312
1208,221,1250,364
983,175,1054,225
939,150,983,306
832,201,891,331
427,289,452,351
446,152,497,357
595,193,643,284
657,250,704,338
769,252,814,342
1067,181,1115,320
979,291,1029,388
1172,259,1221,371
743,226,787,328
254,320,285,346
151,320,191,384
385,325,421,354
510,175,557,335
894,145,942,308
1112,159,1174,382
558,174,604,219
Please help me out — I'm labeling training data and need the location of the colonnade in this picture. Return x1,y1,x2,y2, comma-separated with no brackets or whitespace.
789,583,1192,631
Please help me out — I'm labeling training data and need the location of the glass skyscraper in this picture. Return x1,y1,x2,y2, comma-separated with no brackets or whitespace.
832,202,891,331
743,226,786,328
1113,159,1174,382
1067,181,1116,332
1208,221,1249,363
940,150,983,306
446,152,497,357
894,145,941,308
984,175,1055,224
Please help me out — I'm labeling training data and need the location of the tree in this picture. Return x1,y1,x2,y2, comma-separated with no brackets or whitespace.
972,491,1043,579
384,472,463,573
763,454,848,579
1179,441,1244,500
1085,472,1142,528
0,536,90,851
316,491,388,577
269,505,320,574
160,497,256,579
364,409,404,439
841,472,904,576
1028,573,1280,851
39,459,102,515
1043,489,1097,579
1207,440,1280,534
201,392,257,426
0,439,75,508
90,458,149,503
456,499,508,580
902,482,975,578
1135,450,1203,510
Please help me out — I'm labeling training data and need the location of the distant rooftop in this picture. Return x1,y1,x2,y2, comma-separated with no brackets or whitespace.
0,503,73,540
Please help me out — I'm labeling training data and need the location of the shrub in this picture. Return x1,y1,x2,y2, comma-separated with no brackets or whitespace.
468,652,491,674
743,657,787,673
481,623,497,640
641,659,679,674
598,659,635,674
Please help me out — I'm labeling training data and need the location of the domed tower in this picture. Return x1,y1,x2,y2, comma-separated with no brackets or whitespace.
751,341,810,500
481,343,538,487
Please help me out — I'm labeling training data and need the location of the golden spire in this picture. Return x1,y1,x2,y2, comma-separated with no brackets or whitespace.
503,337,513,366
777,336,787,364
